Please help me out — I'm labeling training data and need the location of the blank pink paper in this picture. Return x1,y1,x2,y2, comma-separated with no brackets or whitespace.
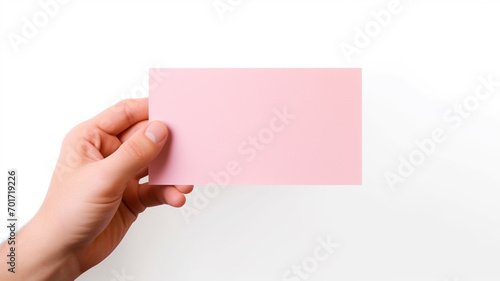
149,68,361,185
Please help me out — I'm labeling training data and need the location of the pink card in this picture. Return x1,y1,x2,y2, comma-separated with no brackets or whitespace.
149,68,361,185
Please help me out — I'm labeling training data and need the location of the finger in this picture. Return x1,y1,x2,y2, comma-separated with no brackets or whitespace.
92,98,149,136
174,185,194,194
118,120,149,143
61,123,121,160
99,134,122,158
134,166,149,180
138,184,186,208
99,121,169,187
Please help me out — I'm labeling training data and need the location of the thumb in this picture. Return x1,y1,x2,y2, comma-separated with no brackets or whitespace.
101,121,168,185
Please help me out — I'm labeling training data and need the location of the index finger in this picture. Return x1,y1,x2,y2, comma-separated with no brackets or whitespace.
92,98,149,136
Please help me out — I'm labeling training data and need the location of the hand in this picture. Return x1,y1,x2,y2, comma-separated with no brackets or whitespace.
0,98,192,280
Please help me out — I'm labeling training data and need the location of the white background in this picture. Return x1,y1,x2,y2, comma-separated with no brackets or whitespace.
1,0,500,280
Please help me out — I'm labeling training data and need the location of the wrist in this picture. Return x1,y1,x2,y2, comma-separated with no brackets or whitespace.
0,214,82,280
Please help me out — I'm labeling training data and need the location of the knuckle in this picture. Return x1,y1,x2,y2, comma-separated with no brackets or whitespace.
62,122,85,146
121,139,148,165
117,99,138,125
81,126,101,147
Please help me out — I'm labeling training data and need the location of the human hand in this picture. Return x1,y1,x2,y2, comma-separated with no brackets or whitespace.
0,98,192,280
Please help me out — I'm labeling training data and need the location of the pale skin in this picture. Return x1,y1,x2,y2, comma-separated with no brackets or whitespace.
0,98,193,280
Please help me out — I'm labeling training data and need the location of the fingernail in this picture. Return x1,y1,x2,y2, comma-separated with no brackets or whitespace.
145,122,167,144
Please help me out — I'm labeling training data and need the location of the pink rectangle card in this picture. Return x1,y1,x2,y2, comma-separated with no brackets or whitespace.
149,68,361,185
